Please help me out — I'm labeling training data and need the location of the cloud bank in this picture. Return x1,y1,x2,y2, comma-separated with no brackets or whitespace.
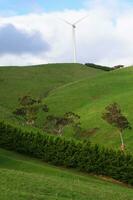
0,0,133,66
0,24,50,55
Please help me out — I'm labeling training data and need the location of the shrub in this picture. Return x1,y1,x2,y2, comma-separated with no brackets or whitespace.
0,121,133,185
113,65,124,69
85,63,114,71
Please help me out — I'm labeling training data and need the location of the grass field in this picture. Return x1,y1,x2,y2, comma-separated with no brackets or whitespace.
0,63,133,151
45,66,133,151
0,63,104,121
0,64,133,199
0,148,133,200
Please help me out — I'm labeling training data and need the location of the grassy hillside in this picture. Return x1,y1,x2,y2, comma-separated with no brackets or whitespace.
0,63,133,151
0,64,133,199
0,63,104,122
0,148,133,200
45,66,133,151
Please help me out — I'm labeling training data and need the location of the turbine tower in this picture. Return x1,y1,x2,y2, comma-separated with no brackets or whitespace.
60,15,89,63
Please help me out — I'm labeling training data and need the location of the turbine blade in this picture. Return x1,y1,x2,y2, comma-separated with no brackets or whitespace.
58,17,72,26
74,14,89,25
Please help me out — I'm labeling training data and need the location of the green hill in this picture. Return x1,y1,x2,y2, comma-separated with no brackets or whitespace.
0,63,104,122
45,66,133,151
0,148,133,200
0,63,133,199
0,63,133,151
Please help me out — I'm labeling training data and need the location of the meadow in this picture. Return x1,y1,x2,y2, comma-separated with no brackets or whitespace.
0,148,133,200
0,63,133,151
0,63,133,199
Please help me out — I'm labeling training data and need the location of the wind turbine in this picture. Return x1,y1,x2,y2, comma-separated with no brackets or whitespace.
59,15,89,63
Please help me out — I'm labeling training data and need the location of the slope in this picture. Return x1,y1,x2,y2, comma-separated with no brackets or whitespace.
0,148,133,200
1,63,133,151
0,63,104,123
45,66,133,151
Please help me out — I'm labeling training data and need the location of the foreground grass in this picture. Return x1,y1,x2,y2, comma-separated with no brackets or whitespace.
0,148,133,200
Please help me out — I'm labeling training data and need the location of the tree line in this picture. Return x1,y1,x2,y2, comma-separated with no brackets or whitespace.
0,121,132,186
13,95,132,152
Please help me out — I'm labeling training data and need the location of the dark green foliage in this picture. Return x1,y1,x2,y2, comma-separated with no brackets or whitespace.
113,65,124,69
85,63,114,71
42,104,49,112
102,103,131,132
85,63,124,71
0,121,133,185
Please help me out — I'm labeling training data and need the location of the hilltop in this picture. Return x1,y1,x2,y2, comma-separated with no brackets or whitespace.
0,63,104,122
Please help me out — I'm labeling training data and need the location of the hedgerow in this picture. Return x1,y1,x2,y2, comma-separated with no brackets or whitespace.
0,121,133,185
85,63,114,71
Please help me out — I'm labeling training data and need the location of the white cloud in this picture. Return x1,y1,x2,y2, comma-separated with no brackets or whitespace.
0,1,133,66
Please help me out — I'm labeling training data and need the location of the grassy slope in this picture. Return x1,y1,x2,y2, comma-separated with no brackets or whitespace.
0,63,133,151
0,63,104,123
45,67,133,151
0,148,133,200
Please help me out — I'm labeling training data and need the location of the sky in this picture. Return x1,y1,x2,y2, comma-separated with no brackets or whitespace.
0,0,84,13
0,0,133,66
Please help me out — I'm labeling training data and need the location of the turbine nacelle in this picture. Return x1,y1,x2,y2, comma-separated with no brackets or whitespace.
72,24,76,29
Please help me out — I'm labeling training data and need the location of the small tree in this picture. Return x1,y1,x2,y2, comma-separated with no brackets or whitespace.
44,112,80,136
113,65,124,69
13,95,49,126
18,95,37,106
102,103,131,151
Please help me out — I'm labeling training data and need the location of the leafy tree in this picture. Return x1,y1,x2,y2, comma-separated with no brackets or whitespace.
44,112,80,136
13,95,49,126
102,102,131,151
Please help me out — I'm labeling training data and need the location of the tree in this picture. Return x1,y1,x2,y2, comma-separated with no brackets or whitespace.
13,95,49,126
44,115,68,135
102,103,131,151
44,112,80,136
113,65,124,69
18,95,37,106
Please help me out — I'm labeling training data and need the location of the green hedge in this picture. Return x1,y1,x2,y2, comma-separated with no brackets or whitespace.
85,63,114,71
0,121,133,185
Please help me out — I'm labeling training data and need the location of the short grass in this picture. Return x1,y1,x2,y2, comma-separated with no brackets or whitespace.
0,148,133,200
0,63,133,152
0,63,104,122
45,66,133,152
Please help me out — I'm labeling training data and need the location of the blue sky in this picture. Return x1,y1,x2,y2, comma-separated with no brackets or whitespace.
0,0,85,15
0,0,133,15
